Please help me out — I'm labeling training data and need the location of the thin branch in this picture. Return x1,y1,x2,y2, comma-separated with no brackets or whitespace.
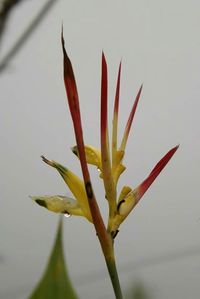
0,0,59,73
0,0,24,46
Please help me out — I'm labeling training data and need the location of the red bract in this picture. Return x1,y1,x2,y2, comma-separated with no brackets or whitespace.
138,145,179,199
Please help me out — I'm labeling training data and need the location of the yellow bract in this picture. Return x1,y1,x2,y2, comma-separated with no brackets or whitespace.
72,145,102,171
31,195,84,217
117,189,139,217
72,145,126,185
117,186,132,203
108,188,139,234
41,156,92,222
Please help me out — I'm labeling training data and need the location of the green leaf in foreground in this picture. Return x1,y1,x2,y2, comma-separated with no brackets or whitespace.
28,218,78,299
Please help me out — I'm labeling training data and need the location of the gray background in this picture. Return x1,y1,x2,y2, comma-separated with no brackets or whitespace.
0,0,200,298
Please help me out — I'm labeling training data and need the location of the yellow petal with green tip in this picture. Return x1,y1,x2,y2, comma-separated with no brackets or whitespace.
31,195,85,218
72,145,102,170
41,156,92,222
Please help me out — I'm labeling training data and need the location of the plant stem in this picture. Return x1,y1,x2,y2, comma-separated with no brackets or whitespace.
90,212,123,299
105,251,123,299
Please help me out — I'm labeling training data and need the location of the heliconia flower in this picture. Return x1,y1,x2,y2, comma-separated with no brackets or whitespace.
33,32,178,240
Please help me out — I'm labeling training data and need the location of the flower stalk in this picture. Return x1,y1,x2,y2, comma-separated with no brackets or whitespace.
32,29,179,299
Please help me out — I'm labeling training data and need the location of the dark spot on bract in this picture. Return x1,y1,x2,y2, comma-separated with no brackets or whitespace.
85,182,93,199
111,230,119,239
35,199,47,208
117,199,125,211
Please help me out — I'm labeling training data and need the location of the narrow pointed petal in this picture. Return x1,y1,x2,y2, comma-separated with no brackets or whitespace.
61,30,89,184
112,62,121,166
101,52,109,141
136,145,179,199
41,156,92,222
72,145,102,170
101,53,116,215
62,33,110,250
119,145,179,218
61,31,81,129
120,85,143,151
31,195,86,218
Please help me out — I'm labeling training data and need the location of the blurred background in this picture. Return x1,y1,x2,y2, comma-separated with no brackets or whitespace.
0,1,200,298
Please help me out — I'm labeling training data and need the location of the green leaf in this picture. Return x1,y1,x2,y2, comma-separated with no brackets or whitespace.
28,218,78,299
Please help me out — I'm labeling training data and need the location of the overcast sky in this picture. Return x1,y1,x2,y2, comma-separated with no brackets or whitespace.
0,1,200,298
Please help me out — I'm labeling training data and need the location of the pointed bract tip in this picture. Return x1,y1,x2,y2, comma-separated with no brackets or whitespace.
169,144,179,155
41,155,47,162
101,51,107,65
30,196,47,208
168,144,179,157
41,155,52,166
61,27,69,60
138,84,143,96
137,144,179,200
61,25,64,47
35,199,47,208
118,61,122,78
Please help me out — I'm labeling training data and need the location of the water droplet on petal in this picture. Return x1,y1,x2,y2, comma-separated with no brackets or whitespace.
64,213,71,218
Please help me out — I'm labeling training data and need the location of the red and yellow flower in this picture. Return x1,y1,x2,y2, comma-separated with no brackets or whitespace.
32,32,178,239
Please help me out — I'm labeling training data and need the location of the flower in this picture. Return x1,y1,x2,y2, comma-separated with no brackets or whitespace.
32,32,178,239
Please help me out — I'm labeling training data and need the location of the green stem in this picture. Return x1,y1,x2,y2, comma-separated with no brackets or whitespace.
101,243,123,299
105,251,123,299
